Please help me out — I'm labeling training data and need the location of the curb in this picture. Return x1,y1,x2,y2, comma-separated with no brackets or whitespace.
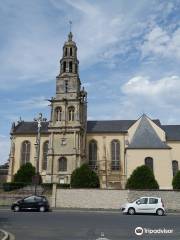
0,229,15,240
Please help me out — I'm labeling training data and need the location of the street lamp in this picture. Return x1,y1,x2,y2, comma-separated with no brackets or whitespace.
33,113,47,195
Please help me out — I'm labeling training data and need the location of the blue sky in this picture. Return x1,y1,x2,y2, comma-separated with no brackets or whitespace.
0,0,180,163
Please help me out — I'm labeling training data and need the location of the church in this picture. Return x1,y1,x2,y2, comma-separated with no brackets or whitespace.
8,32,180,189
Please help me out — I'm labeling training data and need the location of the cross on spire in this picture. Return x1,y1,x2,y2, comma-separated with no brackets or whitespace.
69,20,72,32
68,21,73,41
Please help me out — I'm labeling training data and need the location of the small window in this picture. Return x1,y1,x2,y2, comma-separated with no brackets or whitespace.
68,106,75,121
172,160,179,177
145,157,153,172
63,61,66,72
59,157,67,171
69,61,72,73
65,48,68,56
149,198,158,204
55,107,62,121
70,47,72,56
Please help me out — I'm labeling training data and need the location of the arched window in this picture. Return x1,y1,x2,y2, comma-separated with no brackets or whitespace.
55,107,62,121
69,61,72,73
89,140,97,169
145,157,153,172
111,140,120,170
68,106,75,121
42,141,49,171
172,160,179,177
59,157,67,171
21,141,31,165
70,47,72,56
63,61,66,72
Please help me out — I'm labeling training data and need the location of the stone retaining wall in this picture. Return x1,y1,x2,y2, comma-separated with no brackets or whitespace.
52,187,180,210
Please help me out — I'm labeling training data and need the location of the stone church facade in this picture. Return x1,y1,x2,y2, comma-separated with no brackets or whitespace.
8,32,180,189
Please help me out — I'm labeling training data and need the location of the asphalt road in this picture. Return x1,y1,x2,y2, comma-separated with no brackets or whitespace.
0,209,180,240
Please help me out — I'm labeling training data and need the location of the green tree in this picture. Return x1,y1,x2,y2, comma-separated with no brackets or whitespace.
126,165,159,189
14,162,36,183
71,164,100,188
172,171,180,190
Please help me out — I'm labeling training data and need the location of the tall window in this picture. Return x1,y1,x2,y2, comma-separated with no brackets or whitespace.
55,107,62,121
172,160,179,177
21,141,31,165
42,141,49,170
70,47,72,56
59,157,67,171
63,61,66,72
65,48,67,56
111,140,120,170
89,140,97,169
69,61,72,73
145,157,154,172
68,106,75,121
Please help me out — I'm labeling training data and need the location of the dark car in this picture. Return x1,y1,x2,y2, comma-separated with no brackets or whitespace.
11,195,50,212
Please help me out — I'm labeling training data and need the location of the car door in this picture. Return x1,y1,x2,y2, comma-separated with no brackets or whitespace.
22,196,36,210
136,197,149,213
148,198,159,213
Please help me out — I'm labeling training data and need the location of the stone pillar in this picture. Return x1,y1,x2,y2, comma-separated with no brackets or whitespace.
51,183,57,208
7,136,15,182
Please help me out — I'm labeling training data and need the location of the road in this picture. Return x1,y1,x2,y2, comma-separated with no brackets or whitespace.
0,209,180,240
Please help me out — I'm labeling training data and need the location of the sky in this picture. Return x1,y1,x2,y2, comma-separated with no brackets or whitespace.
0,0,180,164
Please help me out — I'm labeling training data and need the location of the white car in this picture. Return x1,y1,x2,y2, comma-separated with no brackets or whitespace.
121,197,165,216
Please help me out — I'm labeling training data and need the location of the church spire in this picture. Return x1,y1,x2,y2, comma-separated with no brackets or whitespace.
59,25,79,76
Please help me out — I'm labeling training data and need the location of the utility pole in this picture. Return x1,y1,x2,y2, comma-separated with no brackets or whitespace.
34,113,47,195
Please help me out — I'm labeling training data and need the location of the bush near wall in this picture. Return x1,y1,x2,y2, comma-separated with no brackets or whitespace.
3,182,27,192
14,162,36,183
126,165,159,190
172,171,180,190
71,164,100,188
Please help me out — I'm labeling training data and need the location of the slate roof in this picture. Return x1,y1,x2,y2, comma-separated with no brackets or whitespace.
127,116,170,149
161,125,180,141
11,119,180,142
12,121,49,134
87,120,135,133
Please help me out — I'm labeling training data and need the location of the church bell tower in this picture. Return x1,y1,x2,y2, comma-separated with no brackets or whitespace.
46,31,87,184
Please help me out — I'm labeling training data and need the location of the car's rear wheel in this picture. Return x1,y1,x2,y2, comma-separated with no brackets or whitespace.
14,206,20,212
156,208,164,216
128,207,135,215
39,206,45,212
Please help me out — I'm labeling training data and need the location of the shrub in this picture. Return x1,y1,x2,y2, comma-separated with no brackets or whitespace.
14,162,36,183
70,164,100,188
172,171,180,190
3,182,27,192
126,165,159,189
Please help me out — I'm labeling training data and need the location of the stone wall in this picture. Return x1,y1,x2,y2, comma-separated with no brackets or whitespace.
52,187,180,210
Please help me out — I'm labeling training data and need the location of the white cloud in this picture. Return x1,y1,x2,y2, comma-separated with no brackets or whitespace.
122,75,180,100
141,26,180,59
0,135,10,164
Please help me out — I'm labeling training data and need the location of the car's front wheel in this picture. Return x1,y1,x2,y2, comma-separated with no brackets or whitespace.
156,208,164,216
14,205,20,212
128,207,135,215
39,206,45,212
